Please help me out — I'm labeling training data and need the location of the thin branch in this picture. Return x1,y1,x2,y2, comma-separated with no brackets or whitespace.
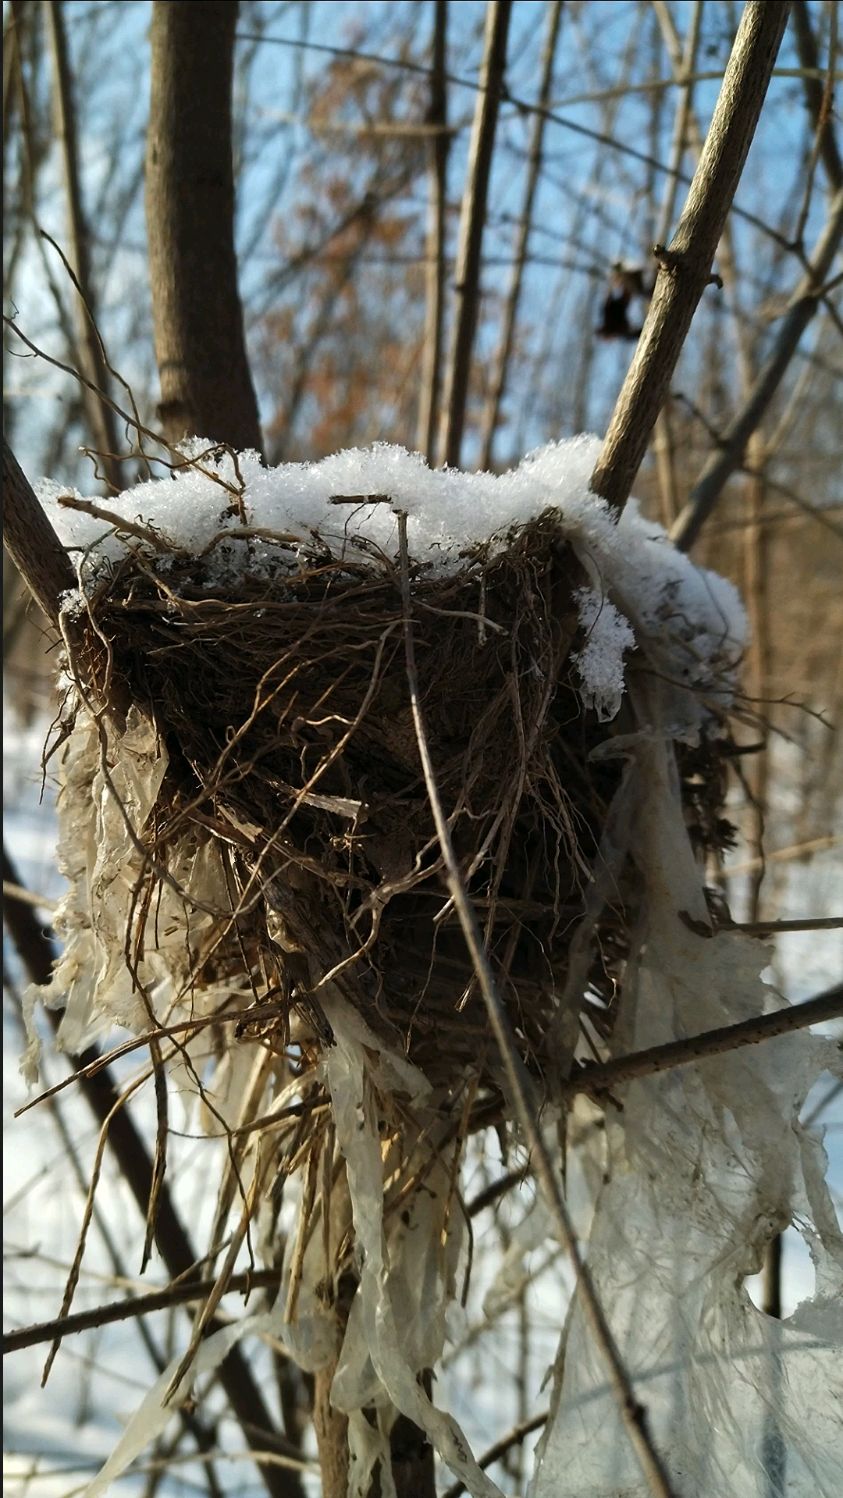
566,986,843,1102
791,0,842,192
441,1410,549,1498
590,1,791,513
478,0,563,471
44,0,125,493
438,0,512,469
395,512,674,1498
416,0,449,464
671,185,843,550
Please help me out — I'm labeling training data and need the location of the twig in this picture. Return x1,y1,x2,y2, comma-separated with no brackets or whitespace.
44,0,125,493
395,511,674,1498
671,186,843,550
56,493,174,552
791,0,842,193
438,0,512,468
416,0,449,464
441,1410,549,1498
566,986,843,1102
478,0,563,471
590,1,791,513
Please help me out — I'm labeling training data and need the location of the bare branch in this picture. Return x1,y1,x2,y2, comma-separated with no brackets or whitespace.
441,1410,549,1498
44,0,125,492
416,0,450,465
146,1,263,453
566,986,843,1102
478,0,563,471
671,186,843,550
791,0,842,192
590,1,791,513
438,0,512,469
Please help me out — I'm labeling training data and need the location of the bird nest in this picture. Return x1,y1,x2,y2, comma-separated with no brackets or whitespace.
51,506,733,1107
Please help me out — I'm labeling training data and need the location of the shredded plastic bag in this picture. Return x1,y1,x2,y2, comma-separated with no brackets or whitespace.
531,708,843,1498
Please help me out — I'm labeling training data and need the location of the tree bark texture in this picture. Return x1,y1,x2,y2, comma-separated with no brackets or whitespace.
145,1,263,455
590,0,790,513
2,440,76,625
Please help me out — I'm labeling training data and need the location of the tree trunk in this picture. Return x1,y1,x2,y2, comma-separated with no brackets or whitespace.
145,1,263,455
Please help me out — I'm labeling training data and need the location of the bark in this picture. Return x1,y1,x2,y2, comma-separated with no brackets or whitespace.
2,441,76,625
145,1,263,454
590,1,791,513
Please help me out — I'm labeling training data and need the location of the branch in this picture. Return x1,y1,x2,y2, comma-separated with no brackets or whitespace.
2,850,304,1498
671,185,843,550
2,440,77,625
441,1410,549,1498
146,1,263,453
438,0,512,469
791,0,842,191
567,986,843,1102
478,0,563,471
416,1,449,465
45,0,125,493
590,1,791,513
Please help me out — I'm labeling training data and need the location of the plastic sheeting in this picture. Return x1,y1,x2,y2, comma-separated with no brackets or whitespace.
531,700,843,1498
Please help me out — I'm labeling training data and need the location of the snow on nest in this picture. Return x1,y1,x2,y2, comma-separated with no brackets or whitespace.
39,434,746,723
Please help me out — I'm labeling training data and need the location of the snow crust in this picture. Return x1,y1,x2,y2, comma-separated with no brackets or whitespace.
41,436,745,724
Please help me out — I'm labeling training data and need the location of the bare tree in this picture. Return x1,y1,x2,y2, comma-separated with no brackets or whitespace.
145,0,263,454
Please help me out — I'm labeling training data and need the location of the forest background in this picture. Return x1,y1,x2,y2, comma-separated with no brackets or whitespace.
3,2,842,1495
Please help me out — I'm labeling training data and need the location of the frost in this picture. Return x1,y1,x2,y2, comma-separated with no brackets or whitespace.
573,586,637,721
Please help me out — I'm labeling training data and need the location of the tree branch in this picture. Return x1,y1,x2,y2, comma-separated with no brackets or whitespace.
416,0,449,465
567,985,843,1102
2,440,77,625
590,1,791,513
44,0,125,493
478,0,563,471
146,1,263,453
670,186,843,550
438,0,512,468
